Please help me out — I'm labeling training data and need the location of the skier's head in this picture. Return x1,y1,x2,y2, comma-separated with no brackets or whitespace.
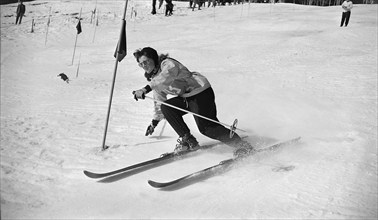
133,47,159,81
133,47,159,68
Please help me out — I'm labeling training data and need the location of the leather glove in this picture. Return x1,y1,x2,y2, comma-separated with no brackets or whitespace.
145,119,159,136
132,88,146,101
132,85,152,101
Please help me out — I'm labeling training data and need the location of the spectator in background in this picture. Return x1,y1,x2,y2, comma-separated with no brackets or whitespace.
340,0,353,27
208,0,217,7
15,0,26,25
152,0,157,14
165,0,173,16
192,0,201,11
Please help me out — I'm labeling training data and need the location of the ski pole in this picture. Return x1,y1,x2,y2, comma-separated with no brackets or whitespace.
158,119,167,137
144,96,246,138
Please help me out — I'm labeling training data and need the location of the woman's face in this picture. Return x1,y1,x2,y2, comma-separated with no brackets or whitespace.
138,55,155,74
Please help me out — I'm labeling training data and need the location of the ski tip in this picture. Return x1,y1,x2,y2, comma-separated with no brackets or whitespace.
148,180,163,188
148,179,173,188
83,170,101,179
83,170,92,177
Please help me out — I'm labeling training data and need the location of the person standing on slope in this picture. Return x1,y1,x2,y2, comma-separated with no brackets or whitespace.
340,0,353,27
165,0,174,16
151,0,157,14
192,0,201,11
132,47,254,157
15,0,26,25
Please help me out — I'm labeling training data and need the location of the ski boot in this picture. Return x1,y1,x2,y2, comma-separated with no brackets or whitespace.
233,140,256,158
174,133,200,155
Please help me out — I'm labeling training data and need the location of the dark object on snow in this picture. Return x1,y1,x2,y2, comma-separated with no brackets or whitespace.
58,73,69,83
15,1,26,25
165,0,173,16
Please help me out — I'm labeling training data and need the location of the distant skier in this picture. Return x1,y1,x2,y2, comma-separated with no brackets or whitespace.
192,0,201,11
58,73,69,84
132,47,254,157
15,0,26,25
340,0,353,27
165,0,173,16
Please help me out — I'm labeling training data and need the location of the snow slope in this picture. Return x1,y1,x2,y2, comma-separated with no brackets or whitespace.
1,0,377,219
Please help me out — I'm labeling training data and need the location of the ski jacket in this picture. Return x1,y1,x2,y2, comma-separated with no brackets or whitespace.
341,0,353,12
149,58,211,121
17,4,26,15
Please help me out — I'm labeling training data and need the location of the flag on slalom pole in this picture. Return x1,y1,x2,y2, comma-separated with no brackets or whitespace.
76,20,82,34
101,0,129,151
71,8,82,65
113,20,127,62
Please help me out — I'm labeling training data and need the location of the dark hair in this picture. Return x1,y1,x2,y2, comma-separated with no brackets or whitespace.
133,47,159,68
133,47,170,81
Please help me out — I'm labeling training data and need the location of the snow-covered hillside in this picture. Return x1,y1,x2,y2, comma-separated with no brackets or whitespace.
1,0,377,219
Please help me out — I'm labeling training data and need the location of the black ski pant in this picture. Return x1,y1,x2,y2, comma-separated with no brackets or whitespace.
161,87,242,146
152,0,157,14
340,11,351,27
165,3,173,16
15,13,24,24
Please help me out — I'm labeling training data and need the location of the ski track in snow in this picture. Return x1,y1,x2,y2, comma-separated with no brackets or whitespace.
1,0,377,219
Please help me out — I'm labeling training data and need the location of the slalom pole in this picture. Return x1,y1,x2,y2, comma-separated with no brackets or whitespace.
71,33,79,65
248,0,251,16
240,1,244,19
31,19,34,33
92,9,98,43
71,8,82,65
76,53,81,78
101,0,129,151
45,7,51,46
144,96,246,137
213,2,215,22
158,120,167,137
